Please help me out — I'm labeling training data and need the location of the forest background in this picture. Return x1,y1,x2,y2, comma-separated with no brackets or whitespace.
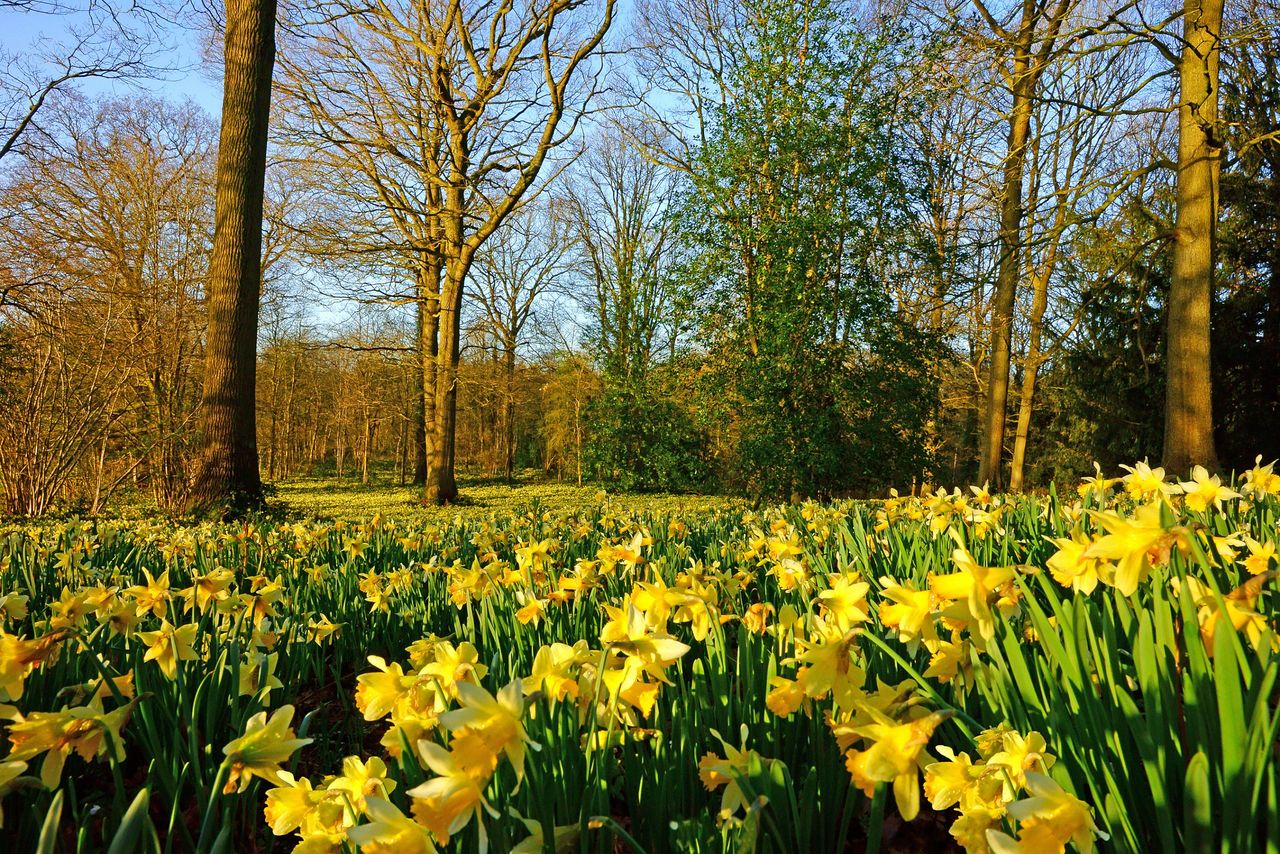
0,0,1276,515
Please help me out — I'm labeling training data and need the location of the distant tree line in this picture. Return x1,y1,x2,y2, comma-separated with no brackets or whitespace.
0,0,1276,513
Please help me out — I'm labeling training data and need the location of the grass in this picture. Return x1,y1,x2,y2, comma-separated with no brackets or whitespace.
269,467,741,522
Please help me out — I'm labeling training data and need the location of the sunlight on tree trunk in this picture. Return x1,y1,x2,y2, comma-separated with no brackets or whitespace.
188,0,277,516
1164,0,1222,475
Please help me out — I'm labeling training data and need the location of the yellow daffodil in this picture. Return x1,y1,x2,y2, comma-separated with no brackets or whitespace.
698,729,769,819
7,698,136,788
406,733,495,843
439,679,534,784
222,704,313,793
878,577,938,653
986,772,1107,854
326,755,396,815
136,620,199,680
843,709,950,821
348,797,438,853
1177,465,1242,513
1085,504,1181,596
1045,532,1105,594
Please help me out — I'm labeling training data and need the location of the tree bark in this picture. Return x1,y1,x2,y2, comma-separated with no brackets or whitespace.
1009,269,1049,491
504,341,516,482
424,263,462,504
979,59,1034,489
1163,0,1222,474
414,265,437,486
187,0,277,516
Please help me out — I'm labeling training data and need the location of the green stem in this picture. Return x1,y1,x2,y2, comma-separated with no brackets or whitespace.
196,759,231,852
866,783,887,854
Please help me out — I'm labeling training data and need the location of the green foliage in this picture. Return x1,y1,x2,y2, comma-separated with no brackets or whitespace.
1033,197,1169,482
584,383,710,492
673,0,934,498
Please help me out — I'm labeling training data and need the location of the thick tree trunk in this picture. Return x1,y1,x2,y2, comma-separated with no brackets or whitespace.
1164,0,1222,474
424,276,461,504
414,270,437,486
979,60,1034,489
187,0,277,516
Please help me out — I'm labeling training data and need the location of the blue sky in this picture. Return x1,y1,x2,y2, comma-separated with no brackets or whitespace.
0,5,223,115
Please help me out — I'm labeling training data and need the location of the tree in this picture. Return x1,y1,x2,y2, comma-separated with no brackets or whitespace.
674,0,931,497
0,0,164,165
1211,0,1277,466
275,8,449,486
187,0,278,514
468,199,572,480
349,0,614,504
1162,0,1223,473
961,0,1083,488
1006,41,1153,490
0,96,217,512
566,126,682,385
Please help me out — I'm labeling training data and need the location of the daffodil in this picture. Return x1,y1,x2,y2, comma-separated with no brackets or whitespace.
326,756,396,814
7,698,135,788
125,569,171,619
0,630,67,701
0,593,28,622
439,679,534,785
1117,460,1171,501
698,728,770,819
1045,532,1104,594
307,614,343,645
240,650,283,701
136,620,199,680
985,772,1107,854
354,657,416,722
878,577,938,653
984,730,1055,799
1177,465,1242,513
818,573,871,631
600,600,690,684
348,797,438,853
1085,504,1181,596
843,709,950,821
406,734,495,843
929,548,1016,642
923,746,1005,813
510,812,580,853
222,704,313,793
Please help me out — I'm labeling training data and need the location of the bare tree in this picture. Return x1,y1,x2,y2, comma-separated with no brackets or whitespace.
0,0,169,163
959,0,1084,488
312,0,615,503
0,95,215,512
468,198,572,479
565,126,681,384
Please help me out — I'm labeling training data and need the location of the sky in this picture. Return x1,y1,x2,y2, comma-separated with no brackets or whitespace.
0,3,223,115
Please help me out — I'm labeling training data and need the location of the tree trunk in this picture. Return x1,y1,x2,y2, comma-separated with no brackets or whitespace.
979,58,1034,489
414,268,436,485
1164,0,1222,474
1009,270,1049,491
187,0,277,515
1264,218,1280,454
504,342,516,482
425,278,461,504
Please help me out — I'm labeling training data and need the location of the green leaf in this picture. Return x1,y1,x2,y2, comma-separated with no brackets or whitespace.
1183,751,1213,854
